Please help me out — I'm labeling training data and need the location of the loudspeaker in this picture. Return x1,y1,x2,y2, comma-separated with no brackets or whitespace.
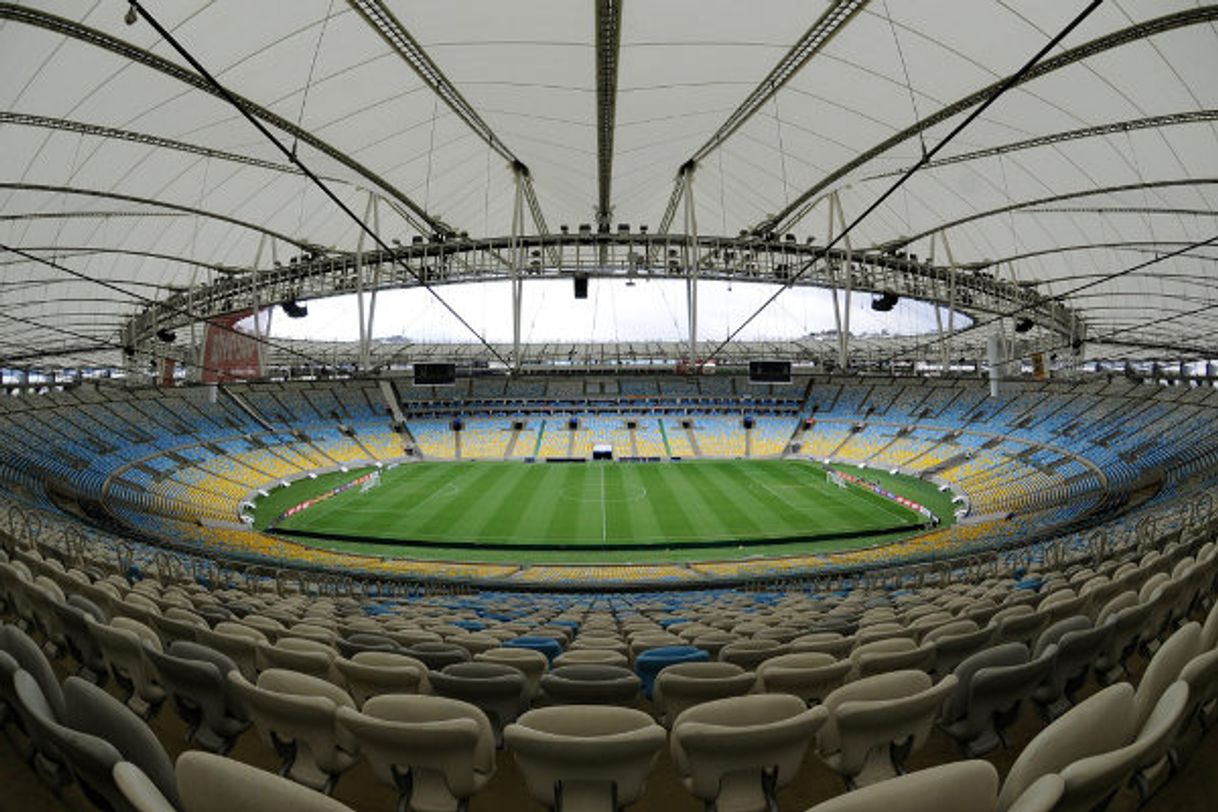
681,419,693,430
568,417,579,430
282,300,309,318
451,417,464,432
574,274,588,299
743,416,755,429
625,420,638,430
513,420,525,432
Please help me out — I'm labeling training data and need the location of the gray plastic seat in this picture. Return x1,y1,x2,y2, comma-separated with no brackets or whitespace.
59,675,181,810
941,642,1057,756
1032,617,1110,720
506,705,665,811
1060,682,1190,810
1180,646,1218,735
816,670,958,788
475,647,549,699
996,682,1137,812
718,638,786,670
0,623,66,721
195,622,266,682
113,761,178,812
336,693,496,812
256,637,338,682
334,650,429,708
428,661,530,744
671,693,827,812
1093,596,1150,685
755,652,851,706
849,637,936,680
804,760,1002,812
227,668,359,793
553,648,629,669
9,668,71,788
539,664,642,707
52,596,110,685
176,751,356,812
924,621,993,679
654,661,756,728
145,640,250,753
406,641,472,670
87,617,166,718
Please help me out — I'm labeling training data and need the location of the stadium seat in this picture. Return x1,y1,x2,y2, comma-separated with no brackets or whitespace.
848,637,936,680
940,642,1057,756
113,761,178,812
0,623,66,721
654,661,756,727
336,694,496,812
505,705,665,811
144,641,250,753
1134,622,1203,730
996,682,1137,811
1032,617,1111,719
52,596,110,684
256,637,338,682
10,669,72,787
226,669,359,793
553,648,629,669
816,670,958,788
475,646,549,699
924,620,993,678
428,661,530,744
671,693,827,812
87,616,167,719
634,645,709,700
539,664,642,707
333,651,429,708
717,638,786,670
1060,682,1190,809
175,751,356,812
802,760,1002,812
59,675,181,809
405,641,471,670
755,652,851,705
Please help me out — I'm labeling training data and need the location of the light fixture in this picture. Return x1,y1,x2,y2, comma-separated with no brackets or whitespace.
124,4,137,25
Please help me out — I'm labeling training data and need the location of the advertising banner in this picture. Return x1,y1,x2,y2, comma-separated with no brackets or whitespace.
202,311,262,383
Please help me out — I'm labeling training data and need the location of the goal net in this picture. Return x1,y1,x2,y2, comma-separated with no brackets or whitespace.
360,470,382,493
826,469,848,489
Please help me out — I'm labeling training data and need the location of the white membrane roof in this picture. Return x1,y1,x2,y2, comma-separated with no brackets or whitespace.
1,1,1216,367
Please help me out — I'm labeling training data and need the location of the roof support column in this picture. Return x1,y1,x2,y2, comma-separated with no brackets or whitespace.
355,191,378,371
511,166,527,371
682,166,699,364
365,194,383,370
826,191,852,369
929,230,958,373
251,235,268,379
594,0,623,232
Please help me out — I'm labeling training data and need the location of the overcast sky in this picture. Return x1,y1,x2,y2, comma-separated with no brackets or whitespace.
266,279,950,343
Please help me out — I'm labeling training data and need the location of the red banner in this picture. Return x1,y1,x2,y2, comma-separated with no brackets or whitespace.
159,357,176,387
201,311,261,383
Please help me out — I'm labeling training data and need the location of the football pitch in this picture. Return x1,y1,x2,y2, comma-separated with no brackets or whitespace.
255,460,954,564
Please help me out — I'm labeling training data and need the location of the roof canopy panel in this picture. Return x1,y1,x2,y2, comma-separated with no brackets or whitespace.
0,0,1215,368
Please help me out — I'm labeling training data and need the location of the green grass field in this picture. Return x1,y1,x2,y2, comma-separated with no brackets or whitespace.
254,460,954,564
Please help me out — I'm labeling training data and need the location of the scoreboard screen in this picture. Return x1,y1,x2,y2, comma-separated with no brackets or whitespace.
748,360,792,384
413,362,456,386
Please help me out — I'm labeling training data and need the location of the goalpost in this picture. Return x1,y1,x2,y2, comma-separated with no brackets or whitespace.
826,468,848,489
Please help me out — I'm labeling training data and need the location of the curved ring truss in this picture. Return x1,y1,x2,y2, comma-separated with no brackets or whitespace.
127,230,1081,352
